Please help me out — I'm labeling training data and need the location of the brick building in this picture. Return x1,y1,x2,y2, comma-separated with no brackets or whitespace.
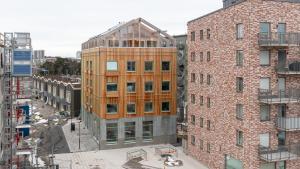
187,0,300,169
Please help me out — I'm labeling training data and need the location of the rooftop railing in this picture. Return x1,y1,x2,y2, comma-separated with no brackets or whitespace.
258,88,300,104
258,32,300,47
276,116,300,131
276,59,300,75
259,144,300,162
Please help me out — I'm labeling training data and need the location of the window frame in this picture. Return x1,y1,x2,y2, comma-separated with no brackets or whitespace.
260,104,270,121
145,81,153,92
106,83,118,92
236,77,244,93
191,73,196,83
191,31,195,41
260,50,271,66
106,103,118,114
144,61,154,72
236,130,244,147
161,61,171,71
127,82,136,93
191,115,195,125
236,23,244,40
127,103,136,114
144,102,153,113
207,51,211,62
161,101,170,112
236,50,244,66
161,81,170,92
127,61,136,72
207,29,211,40
106,61,118,71
200,30,204,40
200,117,204,128
236,104,244,120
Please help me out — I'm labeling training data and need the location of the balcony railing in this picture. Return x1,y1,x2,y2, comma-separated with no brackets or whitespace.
258,88,300,104
258,32,300,47
276,59,300,75
276,117,300,131
259,144,300,162
177,123,187,139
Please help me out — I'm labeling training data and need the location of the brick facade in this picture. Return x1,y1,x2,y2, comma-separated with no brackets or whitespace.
187,0,300,168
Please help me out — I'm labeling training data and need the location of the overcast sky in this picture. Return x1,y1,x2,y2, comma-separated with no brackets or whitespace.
1,0,222,57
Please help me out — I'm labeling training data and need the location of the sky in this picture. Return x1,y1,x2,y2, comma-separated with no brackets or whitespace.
0,0,222,58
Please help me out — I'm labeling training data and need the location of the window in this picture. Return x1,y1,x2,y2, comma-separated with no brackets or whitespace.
200,96,204,106
191,115,195,125
106,83,117,92
236,23,244,39
260,105,270,121
191,31,195,41
207,143,211,153
236,130,243,146
161,101,170,112
207,29,211,39
207,51,211,62
200,117,204,128
162,61,170,71
207,120,211,130
200,52,204,62
225,155,243,169
145,81,153,92
260,50,270,66
200,140,204,150
191,94,195,104
125,122,136,142
162,81,170,91
191,73,196,82
143,121,153,140
200,74,204,84
200,30,204,40
144,61,153,71
207,97,211,108
127,82,136,93
127,103,136,114
236,50,243,66
144,102,153,113
191,135,195,145
260,78,270,90
260,22,270,34
191,52,196,62
236,77,244,92
236,104,243,119
107,61,118,71
207,74,211,85
107,104,118,114
127,61,136,71
106,123,118,143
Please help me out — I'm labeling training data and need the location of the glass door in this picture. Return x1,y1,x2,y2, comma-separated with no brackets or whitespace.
278,50,287,70
277,23,286,44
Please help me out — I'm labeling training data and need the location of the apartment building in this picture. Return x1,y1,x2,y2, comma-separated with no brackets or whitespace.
81,18,177,149
187,0,300,169
33,75,81,117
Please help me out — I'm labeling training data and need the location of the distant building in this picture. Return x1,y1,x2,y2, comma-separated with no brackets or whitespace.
44,56,58,63
76,51,81,59
33,50,45,66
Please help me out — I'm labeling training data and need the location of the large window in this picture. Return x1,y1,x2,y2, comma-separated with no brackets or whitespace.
236,77,244,92
107,83,118,92
207,51,211,62
260,22,270,34
161,81,170,91
161,101,170,112
107,61,118,71
107,104,118,114
207,143,211,153
125,122,136,142
200,52,204,62
191,31,195,41
127,82,136,93
200,139,204,150
207,120,211,130
191,135,195,145
144,102,153,113
200,74,204,84
144,61,153,71
191,73,196,82
236,130,243,146
200,30,204,40
260,105,270,121
236,50,244,66
127,61,136,71
260,50,270,66
191,115,195,125
207,97,211,108
200,117,204,128
236,23,244,39
106,123,118,143
225,155,243,169
191,52,196,62
162,61,170,71
127,103,136,114
145,81,153,92
207,74,211,85
207,29,211,39
260,78,270,90
143,121,153,140
200,96,204,106
236,104,243,120
191,94,195,104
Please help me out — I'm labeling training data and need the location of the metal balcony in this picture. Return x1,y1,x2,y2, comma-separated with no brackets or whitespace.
259,144,300,162
276,117,300,131
258,88,300,104
258,32,300,47
276,59,300,75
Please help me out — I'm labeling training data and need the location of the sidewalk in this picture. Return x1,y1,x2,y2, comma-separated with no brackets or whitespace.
62,119,99,152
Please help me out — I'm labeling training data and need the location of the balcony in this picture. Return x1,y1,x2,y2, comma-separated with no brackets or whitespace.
276,59,300,75
258,88,300,104
258,32,300,47
259,144,300,162
276,117,300,131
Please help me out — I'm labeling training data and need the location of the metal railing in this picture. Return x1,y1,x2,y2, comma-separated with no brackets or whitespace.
258,32,300,46
258,88,300,104
259,144,300,162
276,59,300,74
276,116,300,131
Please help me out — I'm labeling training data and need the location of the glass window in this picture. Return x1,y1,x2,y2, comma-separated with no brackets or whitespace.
106,123,118,143
127,103,136,114
200,139,204,150
236,23,244,39
236,50,244,66
200,30,204,40
127,61,136,71
207,97,211,108
191,135,195,145
106,83,117,92
260,50,270,66
200,117,204,128
143,121,153,140
161,101,170,112
107,61,118,71
236,130,243,146
107,104,118,114
260,22,270,34
200,74,204,84
191,52,195,62
236,104,243,119
191,115,195,124
191,73,196,82
260,78,270,90
200,96,204,106
200,52,204,62
124,122,136,142
162,81,170,91
162,61,170,71
144,102,153,112
191,94,195,104
225,155,243,169
207,143,211,153
144,61,153,71
207,120,211,130
191,31,195,41
145,81,153,92
207,74,211,85
236,77,244,92
127,82,136,93
207,29,211,39
260,105,270,121
207,51,211,62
